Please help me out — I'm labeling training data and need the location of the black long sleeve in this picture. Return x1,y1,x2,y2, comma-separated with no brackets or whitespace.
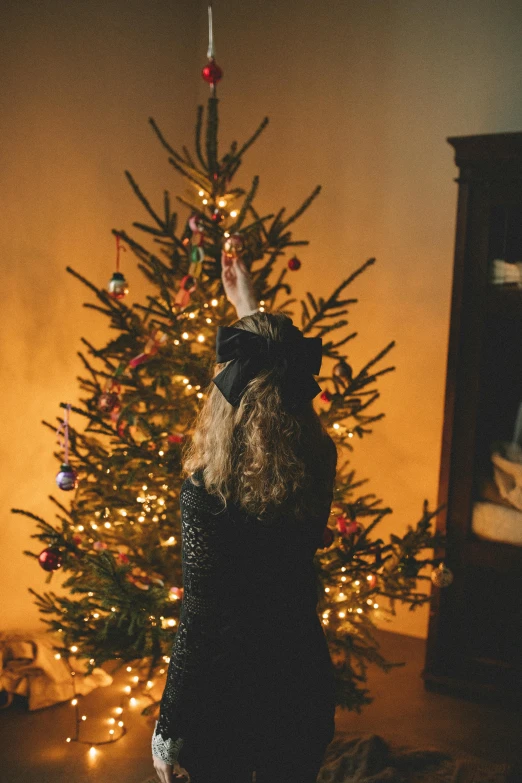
154,475,233,757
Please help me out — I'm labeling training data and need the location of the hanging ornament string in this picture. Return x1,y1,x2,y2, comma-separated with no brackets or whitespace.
207,1,214,59
56,403,72,465
202,2,223,93
108,235,129,300
55,404,78,491
115,234,126,273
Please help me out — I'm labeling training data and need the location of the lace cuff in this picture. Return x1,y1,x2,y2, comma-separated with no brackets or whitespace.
151,720,184,764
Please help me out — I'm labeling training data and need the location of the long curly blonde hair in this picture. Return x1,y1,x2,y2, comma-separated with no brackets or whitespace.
182,310,337,522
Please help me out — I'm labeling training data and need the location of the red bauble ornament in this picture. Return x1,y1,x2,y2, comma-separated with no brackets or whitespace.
336,515,347,534
288,256,301,271
211,209,226,223
322,526,334,548
167,433,184,444
38,547,63,572
344,519,359,535
202,58,223,85
320,390,332,403
117,552,130,565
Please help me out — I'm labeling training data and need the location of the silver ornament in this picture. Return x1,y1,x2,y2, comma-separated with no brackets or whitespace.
431,562,453,588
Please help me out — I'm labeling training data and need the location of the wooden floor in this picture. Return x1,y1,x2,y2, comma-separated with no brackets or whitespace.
1,628,521,783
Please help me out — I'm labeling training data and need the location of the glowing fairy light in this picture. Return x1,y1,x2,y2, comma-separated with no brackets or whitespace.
202,198,208,205
197,392,203,398
218,199,226,207
71,699,78,706
197,334,205,342
126,666,132,672
189,312,195,319
224,231,230,237
230,210,238,218
174,339,180,345
115,707,123,715
130,697,138,706
211,299,218,306
123,686,131,695
54,653,61,659
338,611,346,618
206,317,212,323
89,746,97,757
198,190,204,196
119,510,127,517
182,332,189,339
70,646,78,653
183,378,189,384
333,423,340,429
357,608,363,614
142,484,148,491
104,522,111,529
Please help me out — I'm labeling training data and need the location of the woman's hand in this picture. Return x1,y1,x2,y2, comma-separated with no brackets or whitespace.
221,251,258,318
152,755,186,782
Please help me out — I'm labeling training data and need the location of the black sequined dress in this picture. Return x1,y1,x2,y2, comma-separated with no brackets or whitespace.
154,467,337,772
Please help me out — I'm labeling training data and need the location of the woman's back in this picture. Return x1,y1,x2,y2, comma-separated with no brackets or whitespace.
174,468,337,768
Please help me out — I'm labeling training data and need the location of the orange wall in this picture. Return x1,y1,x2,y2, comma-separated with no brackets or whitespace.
0,0,200,631
2,0,522,638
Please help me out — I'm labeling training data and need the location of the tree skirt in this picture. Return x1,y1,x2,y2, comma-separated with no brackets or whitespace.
316,733,512,783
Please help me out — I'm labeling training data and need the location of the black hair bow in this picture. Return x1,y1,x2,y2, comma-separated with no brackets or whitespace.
212,325,323,407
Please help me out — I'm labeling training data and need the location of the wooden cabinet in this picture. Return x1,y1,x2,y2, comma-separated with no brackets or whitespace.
423,132,522,705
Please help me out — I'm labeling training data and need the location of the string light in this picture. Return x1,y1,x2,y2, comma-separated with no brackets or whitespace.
198,190,204,196
182,332,189,339
218,199,226,207
211,299,218,306
230,210,238,218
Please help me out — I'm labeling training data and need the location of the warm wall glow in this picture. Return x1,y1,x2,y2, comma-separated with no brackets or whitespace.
3,0,521,643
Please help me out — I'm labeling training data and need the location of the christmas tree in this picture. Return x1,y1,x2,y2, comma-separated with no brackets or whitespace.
11,18,451,747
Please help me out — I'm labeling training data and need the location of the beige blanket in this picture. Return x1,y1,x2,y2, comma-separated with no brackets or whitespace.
0,631,112,711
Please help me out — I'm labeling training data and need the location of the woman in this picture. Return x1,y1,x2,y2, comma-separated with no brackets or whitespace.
152,253,338,783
